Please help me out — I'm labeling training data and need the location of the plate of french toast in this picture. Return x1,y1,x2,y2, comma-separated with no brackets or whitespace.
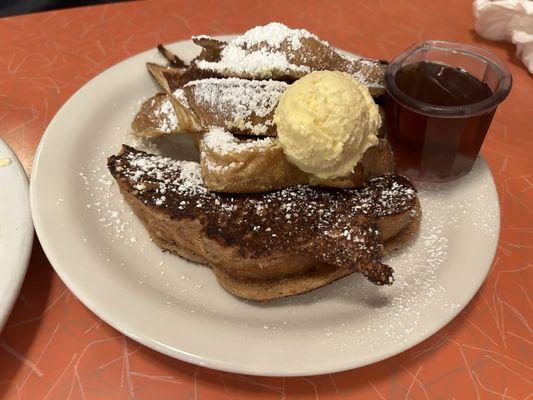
31,23,499,376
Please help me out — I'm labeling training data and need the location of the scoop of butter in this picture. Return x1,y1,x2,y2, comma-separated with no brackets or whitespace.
273,70,380,179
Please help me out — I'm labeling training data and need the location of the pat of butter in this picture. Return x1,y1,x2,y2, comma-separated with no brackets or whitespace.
0,158,12,167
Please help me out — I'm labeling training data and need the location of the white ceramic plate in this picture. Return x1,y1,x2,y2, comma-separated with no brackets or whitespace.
31,37,499,376
0,139,33,330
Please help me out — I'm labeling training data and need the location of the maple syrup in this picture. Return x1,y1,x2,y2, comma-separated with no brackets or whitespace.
384,42,512,182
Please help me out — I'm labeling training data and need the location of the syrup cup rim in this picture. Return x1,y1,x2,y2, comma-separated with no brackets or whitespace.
384,40,513,117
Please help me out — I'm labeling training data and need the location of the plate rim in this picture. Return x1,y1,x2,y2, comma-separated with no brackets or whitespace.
30,38,500,376
0,138,33,330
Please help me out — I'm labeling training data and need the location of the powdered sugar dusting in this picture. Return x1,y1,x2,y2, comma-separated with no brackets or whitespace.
195,22,317,77
172,88,190,109
203,158,239,174
150,97,179,133
177,161,205,193
202,127,277,155
345,57,380,88
124,151,207,198
196,47,310,77
185,78,287,134
232,22,321,49
79,162,136,247
373,189,454,343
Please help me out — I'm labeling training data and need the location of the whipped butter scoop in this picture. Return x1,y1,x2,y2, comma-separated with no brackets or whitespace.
273,70,380,180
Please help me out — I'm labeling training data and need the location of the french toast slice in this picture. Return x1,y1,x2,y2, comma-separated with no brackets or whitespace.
132,77,287,138
199,128,394,192
108,145,420,301
189,23,387,97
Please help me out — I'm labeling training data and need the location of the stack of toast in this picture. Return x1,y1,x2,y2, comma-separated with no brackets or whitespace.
108,23,421,300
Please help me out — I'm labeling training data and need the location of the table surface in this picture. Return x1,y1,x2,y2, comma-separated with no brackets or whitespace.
1,0,532,398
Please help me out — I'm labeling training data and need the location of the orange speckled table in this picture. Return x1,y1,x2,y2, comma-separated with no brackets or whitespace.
1,0,532,398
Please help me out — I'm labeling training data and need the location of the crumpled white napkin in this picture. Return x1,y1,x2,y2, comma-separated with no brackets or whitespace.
473,0,533,73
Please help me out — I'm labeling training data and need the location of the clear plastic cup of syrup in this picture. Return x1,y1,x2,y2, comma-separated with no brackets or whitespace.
384,41,512,182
